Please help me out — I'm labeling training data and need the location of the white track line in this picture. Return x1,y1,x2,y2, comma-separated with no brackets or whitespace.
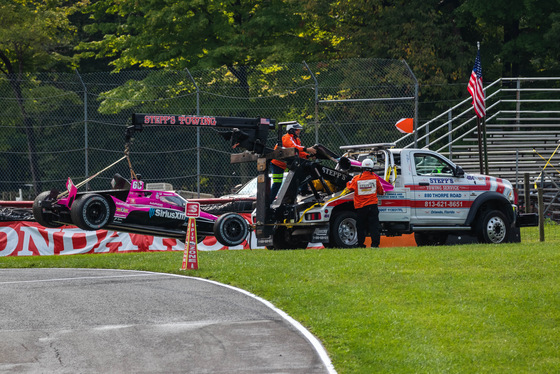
0,272,159,285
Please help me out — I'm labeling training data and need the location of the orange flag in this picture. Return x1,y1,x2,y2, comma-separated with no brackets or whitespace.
395,118,414,134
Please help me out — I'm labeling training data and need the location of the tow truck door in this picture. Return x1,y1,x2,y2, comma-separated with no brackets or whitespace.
410,151,472,225
378,150,410,223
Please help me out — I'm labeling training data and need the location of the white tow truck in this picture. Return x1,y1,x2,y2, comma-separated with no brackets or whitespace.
250,143,537,249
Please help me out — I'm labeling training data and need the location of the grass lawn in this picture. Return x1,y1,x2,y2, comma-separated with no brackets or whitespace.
1,227,559,373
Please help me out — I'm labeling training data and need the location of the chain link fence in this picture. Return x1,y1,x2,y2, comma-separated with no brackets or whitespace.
0,58,417,199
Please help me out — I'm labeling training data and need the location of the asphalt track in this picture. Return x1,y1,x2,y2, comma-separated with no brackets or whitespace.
0,268,335,373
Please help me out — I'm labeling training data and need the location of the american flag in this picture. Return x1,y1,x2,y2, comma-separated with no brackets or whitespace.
467,49,486,118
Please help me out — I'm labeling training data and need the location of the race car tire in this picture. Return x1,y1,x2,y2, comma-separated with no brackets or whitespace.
71,194,111,230
213,213,249,247
32,191,63,228
329,211,359,248
476,209,510,244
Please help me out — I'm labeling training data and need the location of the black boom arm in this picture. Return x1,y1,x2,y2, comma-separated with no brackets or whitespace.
129,113,276,155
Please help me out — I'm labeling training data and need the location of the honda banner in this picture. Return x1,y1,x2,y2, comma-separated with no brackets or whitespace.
0,221,260,257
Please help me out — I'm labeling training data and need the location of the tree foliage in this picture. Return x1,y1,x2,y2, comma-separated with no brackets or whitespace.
76,0,321,72
0,0,77,75
2,0,558,82
72,0,560,112
0,0,78,194
455,0,560,77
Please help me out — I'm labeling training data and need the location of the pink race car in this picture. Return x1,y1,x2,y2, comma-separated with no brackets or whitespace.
32,173,248,246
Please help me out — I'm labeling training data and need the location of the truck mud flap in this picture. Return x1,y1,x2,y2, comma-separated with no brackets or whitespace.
516,213,538,227
311,225,330,242
257,236,274,247
509,226,521,243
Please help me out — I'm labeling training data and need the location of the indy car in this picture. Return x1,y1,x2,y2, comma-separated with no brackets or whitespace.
32,114,280,247
33,173,249,246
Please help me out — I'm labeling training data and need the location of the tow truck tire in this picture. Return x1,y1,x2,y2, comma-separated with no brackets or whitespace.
71,194,111,230
330,211,359,248
414,232,448,246
476,209,510,244
32,191,63,228
213,213,249,247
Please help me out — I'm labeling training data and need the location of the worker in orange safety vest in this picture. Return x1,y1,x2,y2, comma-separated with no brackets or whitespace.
345,158,385,248
270,121,316,202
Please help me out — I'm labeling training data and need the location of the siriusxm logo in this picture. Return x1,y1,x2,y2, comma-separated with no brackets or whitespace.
149,208,186,220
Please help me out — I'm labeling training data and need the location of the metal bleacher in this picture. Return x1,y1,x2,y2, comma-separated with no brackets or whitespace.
395,77,560,219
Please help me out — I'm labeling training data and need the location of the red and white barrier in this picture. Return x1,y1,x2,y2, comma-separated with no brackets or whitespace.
0,221,181,256
0,221,415,257
0,221,268,257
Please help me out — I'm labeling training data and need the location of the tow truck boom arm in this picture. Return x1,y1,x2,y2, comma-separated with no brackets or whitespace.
130,113,276,155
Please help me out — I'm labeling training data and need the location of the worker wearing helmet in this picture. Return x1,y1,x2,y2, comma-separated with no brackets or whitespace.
345,158,385,248
270,121,317,202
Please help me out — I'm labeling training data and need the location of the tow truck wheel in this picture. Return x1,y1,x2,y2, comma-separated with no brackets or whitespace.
213,213,249,247
477,209,510,244
32,191,63,228
70,194,111,230
329,211,359,248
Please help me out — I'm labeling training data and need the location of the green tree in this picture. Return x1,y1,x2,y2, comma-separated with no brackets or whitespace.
76,0,323,85
455,0,560,77
305,0,473,107
0,0,77,194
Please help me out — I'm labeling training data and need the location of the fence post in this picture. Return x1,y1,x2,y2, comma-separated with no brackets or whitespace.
75,69,89,189
402,60,419,148
515,149,519,192
303,61,319,144
524,173,530,213
185,68,200,197
538,187,545,242
414,80,419,148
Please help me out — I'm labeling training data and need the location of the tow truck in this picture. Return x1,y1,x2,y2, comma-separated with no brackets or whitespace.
257,142,539,249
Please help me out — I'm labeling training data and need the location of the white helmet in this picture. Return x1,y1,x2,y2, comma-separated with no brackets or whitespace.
362,158,374,169
284,121,303,132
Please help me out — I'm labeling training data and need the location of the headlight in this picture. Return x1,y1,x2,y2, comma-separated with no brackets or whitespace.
507,189,514,202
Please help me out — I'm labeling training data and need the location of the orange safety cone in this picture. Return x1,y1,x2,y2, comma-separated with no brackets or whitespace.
182,218,198,270
182,202,201,270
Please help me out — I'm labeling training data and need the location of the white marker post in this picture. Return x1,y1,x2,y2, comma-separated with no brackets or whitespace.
182,202,200,270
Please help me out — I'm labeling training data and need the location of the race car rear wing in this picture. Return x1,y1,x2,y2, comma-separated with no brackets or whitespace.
130,113,276,155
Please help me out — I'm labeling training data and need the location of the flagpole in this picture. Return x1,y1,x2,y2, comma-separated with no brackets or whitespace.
477,42,489,175
477,41,484,174
469,41,486,175
483,115,489,175
477,116,484,174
